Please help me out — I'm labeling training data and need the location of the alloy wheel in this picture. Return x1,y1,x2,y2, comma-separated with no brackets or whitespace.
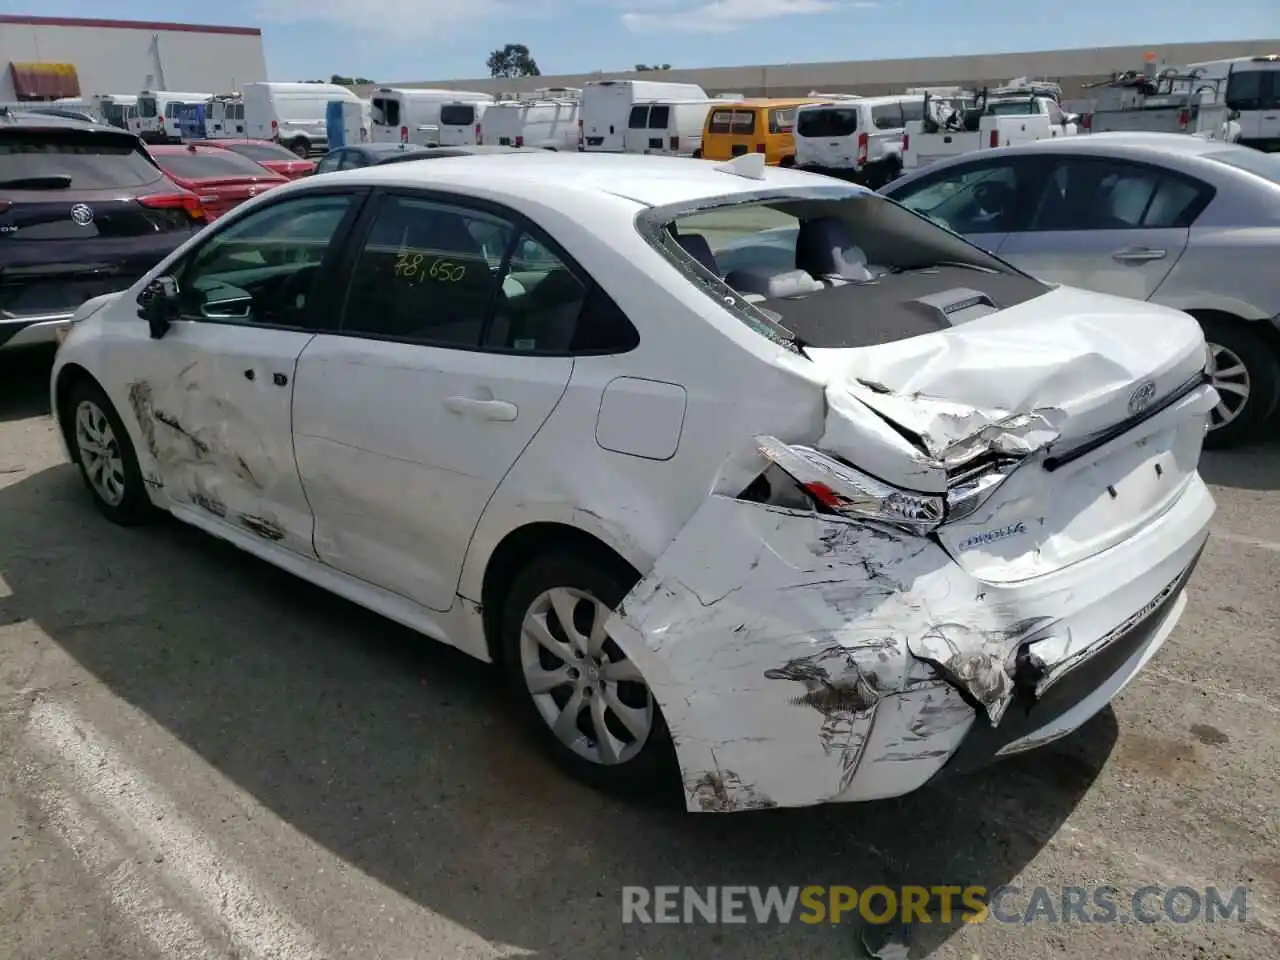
74,399,127,506
1207,341,1251,430
519,587,654,766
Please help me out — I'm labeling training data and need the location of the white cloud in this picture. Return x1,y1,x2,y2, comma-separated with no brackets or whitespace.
622,0,865,35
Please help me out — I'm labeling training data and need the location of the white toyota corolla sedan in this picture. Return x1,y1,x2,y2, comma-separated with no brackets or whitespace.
51,151,1216,812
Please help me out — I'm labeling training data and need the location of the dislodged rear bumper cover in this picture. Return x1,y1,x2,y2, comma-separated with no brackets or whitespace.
603,475,1214,812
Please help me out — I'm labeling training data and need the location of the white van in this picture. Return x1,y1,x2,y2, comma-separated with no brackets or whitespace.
580,79,709,151
206,95,246,139
240,81,361,156
623,99,716,157
794,95,924,186
131,91,212,143
479,95,581,150
370,88,493,146
91,94,137,130
1185,54,1280,151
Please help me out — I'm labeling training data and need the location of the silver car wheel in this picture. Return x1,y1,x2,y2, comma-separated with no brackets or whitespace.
1207,342,1250,430
74,399,127,507
519,586,654,766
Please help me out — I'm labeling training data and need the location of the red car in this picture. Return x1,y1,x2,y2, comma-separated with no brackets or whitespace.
188,138,316,179
147,144,289,221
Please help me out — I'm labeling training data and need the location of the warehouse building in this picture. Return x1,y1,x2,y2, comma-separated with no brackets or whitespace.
0,14,267,101
381,39,1280,101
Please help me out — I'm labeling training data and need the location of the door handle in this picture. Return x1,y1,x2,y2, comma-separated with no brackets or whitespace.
443,396,518,421
1111,247,1167,263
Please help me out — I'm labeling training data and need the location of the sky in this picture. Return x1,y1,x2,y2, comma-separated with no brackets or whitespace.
10,0,1280,83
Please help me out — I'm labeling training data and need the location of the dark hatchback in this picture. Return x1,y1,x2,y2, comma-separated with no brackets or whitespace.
0,113,205,351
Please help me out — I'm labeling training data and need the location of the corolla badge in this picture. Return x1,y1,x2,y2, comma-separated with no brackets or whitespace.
957,521,1027,552
1128,380,1157,416
69,203,94,227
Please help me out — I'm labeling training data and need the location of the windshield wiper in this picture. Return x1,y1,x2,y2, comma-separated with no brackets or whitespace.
0,175,74,189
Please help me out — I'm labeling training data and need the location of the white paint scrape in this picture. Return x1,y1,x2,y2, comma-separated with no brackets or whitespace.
25,698,327,960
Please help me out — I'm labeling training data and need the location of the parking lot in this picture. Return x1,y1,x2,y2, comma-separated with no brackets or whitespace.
0,346,1278,960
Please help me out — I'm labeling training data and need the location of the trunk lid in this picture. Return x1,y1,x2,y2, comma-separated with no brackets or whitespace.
808,285,1213,582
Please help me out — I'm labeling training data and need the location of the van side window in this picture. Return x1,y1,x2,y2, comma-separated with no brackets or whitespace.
768,108,795,134
648,105,670,128
628,105,649,129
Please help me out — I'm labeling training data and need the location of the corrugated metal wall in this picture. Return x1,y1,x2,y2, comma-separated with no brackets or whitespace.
366,40,1280,102
0,21,268,99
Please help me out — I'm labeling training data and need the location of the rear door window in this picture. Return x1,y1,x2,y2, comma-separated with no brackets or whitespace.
440,104,475,126
1225,69,1277,110
0,131,164,188
1028,158,1211,230
768,108,795,134
797,107,858,138
871,103,905,129
372,97,400,127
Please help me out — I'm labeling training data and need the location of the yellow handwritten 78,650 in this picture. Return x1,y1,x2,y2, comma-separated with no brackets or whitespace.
393,252,466,282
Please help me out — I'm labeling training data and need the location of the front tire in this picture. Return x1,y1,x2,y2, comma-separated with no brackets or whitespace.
1198,317,1280,449
65,379,154,525
499,550,676,797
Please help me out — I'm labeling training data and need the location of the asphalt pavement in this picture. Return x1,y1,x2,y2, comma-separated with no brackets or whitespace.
1,346,1277,960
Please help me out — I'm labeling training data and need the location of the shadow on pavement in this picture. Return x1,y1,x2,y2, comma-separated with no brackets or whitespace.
1199,438,1280,492
0,463,1116,959
0,347,55,424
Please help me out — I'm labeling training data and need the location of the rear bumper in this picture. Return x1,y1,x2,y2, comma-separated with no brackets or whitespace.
606,473,1215,812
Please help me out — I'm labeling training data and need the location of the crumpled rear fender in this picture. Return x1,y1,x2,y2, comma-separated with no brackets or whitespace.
604,494,1000,812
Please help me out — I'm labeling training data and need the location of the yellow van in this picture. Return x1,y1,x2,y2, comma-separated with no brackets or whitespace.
700,98,820,166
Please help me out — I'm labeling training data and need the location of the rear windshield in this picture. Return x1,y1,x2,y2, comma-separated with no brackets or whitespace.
153,150,270,180
797,106,858,138
986,99,1037,116
223,141,297,162
440,104,476,126
709,109,756,134
371,97,401,127
1203,147,1280,185
637,189,1046,350
0,131,163,188
138,96,158,118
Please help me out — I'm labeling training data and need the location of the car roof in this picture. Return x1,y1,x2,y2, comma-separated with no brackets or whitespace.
194,138,279,147
1013,132,1227,157
0,110,123,134
148,143,232,155
323,151,868,207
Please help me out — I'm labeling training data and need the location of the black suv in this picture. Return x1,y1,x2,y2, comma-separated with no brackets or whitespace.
1,111,206,352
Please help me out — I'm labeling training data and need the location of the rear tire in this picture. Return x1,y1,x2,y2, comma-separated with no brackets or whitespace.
289,138,310,158
692,148,703,159
64,379,155,526
498,550,677,799
1197,316,1280,449
779,155,796,168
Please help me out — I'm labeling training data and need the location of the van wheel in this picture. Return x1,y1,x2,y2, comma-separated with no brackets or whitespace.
499,550,677,799
289,138,310,158
1197,316,1280,449
692,149,703,159
780,155,796,167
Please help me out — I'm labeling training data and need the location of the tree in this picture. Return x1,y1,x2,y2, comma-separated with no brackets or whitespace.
329,74,374,86
487,44,540,79
635,64,672,72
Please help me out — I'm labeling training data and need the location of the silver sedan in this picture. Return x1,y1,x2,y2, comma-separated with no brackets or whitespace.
880,133,1280,448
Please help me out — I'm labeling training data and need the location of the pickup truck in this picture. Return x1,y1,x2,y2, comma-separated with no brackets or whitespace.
1080,70,1240,141
902,90,1079,171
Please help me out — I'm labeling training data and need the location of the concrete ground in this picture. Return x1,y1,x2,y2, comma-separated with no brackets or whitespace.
1,346,1277,960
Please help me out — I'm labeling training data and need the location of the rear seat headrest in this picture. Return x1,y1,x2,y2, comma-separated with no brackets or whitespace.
795,216,874,282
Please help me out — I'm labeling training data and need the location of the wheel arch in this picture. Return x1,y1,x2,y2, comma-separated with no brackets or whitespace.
52,362,98,452
477,520,644,666
1184,307,1280,357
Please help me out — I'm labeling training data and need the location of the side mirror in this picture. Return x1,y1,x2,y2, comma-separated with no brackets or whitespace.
136,276,179,339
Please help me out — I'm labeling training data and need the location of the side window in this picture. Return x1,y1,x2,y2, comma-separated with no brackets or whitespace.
768,108,795,134
892,160,1032,234
628,104,649,129
164,102,177,119
1225,70,1265,110
648,105,670,129
899,100,924,124
175,193,356,328
340,195,514,346
1027,159,1203,231
871,104,904,130
1047,101,1065,125
314,151,342,175
337,150,366,170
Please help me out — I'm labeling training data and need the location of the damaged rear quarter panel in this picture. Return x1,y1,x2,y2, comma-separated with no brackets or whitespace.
604,495,985,811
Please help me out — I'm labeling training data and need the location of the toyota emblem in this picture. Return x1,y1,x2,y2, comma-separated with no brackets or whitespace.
70,203,94,227
1128,380,1157,416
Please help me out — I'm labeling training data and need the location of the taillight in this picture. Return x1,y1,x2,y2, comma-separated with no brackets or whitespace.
577,117,584,150
756,143,766,152
752,436,944,535
1178,109,1190,129
515,135,524,147
902,132,910,152
856,131,868,165
270,119,278,140
138,193,205,222
0,200,10,214
669,135,679,151
1081,113,1092,132
400,125,408,143
989,128,1000,148
474,122,482,142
